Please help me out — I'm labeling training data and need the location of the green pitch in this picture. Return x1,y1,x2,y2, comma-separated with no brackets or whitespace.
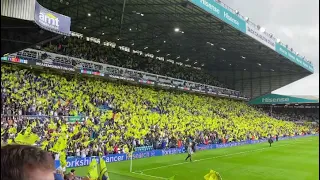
67,136,319,180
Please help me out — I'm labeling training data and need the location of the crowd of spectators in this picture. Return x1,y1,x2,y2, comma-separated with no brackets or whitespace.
1,64,315,160
41,36,226,88
261,107,319,123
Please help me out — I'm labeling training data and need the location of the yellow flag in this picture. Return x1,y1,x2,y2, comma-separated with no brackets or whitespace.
204,170,222,180
23,133,39,145
41,140,49,150
88,158,99,180
60,151,67,168
99,157,110,180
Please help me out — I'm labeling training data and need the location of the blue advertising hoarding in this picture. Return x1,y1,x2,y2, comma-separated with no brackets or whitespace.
64,135,317,168
66,154,126,168
189,0,246,33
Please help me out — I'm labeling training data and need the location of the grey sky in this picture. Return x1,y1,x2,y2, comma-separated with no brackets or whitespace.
222,0,319,96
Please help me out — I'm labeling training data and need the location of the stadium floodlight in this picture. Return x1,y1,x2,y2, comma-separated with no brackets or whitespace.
186,58,189,61
259,27,266,33
105,16,108,19
296,52,299,55
181,31,184,33
241,56,246,59
102,32,104,35
257,63,262,66
136,12,140,15
194,62,198,64
109,18,112,20
164,40,166,43
156,50,160,52
144,47,148,49
141,13,144,16
131,43,134,46
174,28,180,32
235,10,239,15
83,27,86,29
270,69,274,71
220,47,226,51
207,42,214,46
87,13,91,17
129,28,132,31
229,64,232,66
245,17,249,22
201,64,205,66
177,56,180,59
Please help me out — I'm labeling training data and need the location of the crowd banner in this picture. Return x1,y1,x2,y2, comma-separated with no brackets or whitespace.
34,0,71,36
188,0,246,33
275,43,314,73
246,23,276,50
65,134,317,168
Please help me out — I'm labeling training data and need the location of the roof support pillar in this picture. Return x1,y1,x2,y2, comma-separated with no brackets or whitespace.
119,0,127,39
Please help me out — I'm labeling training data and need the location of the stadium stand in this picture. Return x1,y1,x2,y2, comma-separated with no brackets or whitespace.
262,106,319,123
40,36,226,88
1,63,316,157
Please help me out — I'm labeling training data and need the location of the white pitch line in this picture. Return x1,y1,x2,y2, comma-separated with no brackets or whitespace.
131,171,168,179
136,140,307,173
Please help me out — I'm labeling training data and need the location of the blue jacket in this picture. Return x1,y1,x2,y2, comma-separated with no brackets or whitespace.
54,173,64,180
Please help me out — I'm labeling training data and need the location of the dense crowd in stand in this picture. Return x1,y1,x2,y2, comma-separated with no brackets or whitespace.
262,107,319,123
41,36,226,88
1,64,316,160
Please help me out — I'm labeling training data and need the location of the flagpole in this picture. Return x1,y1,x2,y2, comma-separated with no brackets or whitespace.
130,152,133,172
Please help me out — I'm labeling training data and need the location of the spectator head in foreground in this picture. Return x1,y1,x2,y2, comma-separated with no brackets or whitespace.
1,144,55,180
70,169,76,176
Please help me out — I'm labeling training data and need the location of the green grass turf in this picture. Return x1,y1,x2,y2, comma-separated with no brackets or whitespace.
67,136,319,180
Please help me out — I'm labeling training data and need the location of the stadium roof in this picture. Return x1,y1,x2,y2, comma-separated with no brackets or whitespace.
37,0,314,98
291,95,319,101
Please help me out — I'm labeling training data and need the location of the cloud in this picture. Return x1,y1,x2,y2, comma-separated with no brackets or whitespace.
222,0,319,95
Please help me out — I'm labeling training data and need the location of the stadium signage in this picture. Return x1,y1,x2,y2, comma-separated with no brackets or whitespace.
108,75,135,82
66,154,126,168
275,43,314,73
246,23,276,50
35,61,75,72
157,83,176,88
139,79,155,85
143,75,157,81
249,93,319,105
34,1,71,36
1,56,28,64
68,116,85,123
189,0,246,33
158,78,171,84
262,97,289,103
